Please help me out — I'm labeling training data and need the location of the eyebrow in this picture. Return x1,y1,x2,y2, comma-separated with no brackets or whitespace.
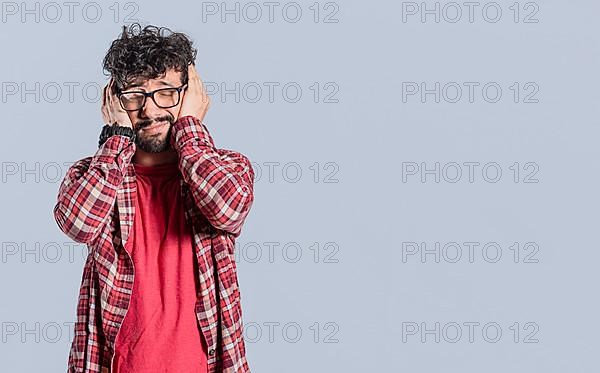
124,80,177,90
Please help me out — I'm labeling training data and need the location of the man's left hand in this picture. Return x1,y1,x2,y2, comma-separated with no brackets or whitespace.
178,63,211,122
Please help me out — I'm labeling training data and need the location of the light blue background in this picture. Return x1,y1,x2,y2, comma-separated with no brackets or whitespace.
1,0,599,372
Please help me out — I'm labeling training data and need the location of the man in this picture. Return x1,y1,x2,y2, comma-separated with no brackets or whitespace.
53,24,255,372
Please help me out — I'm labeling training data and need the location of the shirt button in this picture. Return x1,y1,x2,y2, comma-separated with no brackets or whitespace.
208,348,216,356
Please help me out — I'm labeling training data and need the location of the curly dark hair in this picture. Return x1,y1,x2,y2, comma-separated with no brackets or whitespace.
103,23,197,93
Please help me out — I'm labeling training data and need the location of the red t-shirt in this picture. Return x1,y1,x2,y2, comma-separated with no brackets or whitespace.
112,161,208,373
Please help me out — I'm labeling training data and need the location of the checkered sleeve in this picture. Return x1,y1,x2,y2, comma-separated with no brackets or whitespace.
53,134,135,244
170,115,255,237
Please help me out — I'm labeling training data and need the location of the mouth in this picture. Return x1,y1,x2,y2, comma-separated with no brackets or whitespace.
140,121,168,134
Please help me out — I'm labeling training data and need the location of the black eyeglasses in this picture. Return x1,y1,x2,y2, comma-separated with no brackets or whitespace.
117,84,188,111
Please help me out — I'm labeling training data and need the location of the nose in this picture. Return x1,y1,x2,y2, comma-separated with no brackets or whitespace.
139,95,163,119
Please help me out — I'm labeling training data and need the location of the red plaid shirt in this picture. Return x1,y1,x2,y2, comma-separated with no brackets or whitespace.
53,115,255,372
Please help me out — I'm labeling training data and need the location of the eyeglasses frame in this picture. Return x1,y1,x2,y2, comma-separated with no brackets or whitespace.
116,83,188,111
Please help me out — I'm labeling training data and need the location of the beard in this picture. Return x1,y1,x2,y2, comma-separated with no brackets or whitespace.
133,113,175,153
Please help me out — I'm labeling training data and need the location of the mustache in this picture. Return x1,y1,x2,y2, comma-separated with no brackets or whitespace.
135,114,174,129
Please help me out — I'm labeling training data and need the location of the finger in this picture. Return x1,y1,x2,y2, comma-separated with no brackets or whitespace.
101,84,110,123
195,71,207,94
107,80,116,106
107,80,117,125
102,106,111,125
200,99,210,119
186,64,193,83
109,78,115,98
189,64,201,81
102,83,108,108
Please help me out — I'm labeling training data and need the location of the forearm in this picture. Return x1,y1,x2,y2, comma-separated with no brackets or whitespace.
170,115,255,237
53,134,135,243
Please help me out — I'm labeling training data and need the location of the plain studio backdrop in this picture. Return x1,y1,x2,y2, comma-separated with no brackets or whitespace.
1,0,599,372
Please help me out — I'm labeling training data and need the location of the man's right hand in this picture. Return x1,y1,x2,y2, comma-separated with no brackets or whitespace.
101,78,133,128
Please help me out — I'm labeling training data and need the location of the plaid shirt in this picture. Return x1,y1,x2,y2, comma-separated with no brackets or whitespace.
53,115,255,372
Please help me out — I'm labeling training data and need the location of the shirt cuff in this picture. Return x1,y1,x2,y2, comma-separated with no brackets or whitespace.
170,115,215,150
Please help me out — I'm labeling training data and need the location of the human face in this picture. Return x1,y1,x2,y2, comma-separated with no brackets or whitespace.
120,69,185,153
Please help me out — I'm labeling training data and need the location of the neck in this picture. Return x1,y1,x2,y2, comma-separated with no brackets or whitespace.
133,148,178,167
